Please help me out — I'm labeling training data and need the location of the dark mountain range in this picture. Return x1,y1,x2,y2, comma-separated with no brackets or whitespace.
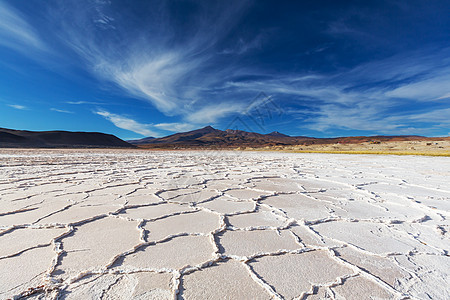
2,126,445,149
129,126,302,148
129,126,447,149
0,128,135,148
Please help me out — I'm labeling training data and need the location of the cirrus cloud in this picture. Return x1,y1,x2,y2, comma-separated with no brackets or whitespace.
95,110,159,137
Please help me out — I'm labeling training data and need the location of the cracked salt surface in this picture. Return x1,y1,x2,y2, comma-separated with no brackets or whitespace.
0,149,449,299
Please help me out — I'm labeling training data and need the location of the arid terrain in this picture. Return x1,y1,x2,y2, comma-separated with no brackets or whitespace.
0,149,449,299
257,140,450,156
131,126,450,156
2,126,448,157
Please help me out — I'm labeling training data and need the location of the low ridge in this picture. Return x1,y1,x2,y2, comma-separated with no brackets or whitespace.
129,126,447,149
130,126,308,148
0,128,135,148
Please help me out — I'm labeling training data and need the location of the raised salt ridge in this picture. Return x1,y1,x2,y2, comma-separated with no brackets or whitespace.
0,149,449,299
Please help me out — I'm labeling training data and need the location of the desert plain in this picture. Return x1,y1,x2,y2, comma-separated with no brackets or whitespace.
254,140,450,156
0,149,449,299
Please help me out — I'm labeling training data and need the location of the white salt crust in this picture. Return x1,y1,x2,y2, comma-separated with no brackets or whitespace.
0,149,449,299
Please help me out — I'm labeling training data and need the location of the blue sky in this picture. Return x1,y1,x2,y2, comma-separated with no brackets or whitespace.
1,0,449,139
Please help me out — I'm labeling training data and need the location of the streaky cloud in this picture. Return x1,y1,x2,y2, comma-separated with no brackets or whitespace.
186,102,246,124
51,108,73,114
94,110,159,137
50,0,252,122
154,122,198,133
66,101,103,105
2,1,449,137
7,104,27,110
0,1,46,53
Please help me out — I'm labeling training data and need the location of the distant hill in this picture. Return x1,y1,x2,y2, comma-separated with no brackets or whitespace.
3,126,445,149
129,126,302,148
126,136,155,145
129,126,448,149
0,128,135,148
266,131,290,137
130,126,304,148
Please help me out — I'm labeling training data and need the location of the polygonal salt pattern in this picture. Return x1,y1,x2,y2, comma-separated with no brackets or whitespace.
0,149,449,299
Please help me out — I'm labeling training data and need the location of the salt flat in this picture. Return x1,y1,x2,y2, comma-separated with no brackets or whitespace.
0,149,449,300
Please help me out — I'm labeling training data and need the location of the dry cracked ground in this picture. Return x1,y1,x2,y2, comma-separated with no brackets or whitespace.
0,149,449,300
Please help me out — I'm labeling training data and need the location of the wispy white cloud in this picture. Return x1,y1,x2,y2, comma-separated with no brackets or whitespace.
8,104,27,110
51,108,73,113
66,101,102,105
222,47,450,135
109,52,199,112
94,110,203,136
95,110,159,137
154,122,197,133
95,109,201,135
436,93,450,100
386,72,450,101
220,34,266,55
186,103,246,124
0,1,46,53
406,108,450,124
299,104,408,134
48,0,252,122
4,1,449,136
